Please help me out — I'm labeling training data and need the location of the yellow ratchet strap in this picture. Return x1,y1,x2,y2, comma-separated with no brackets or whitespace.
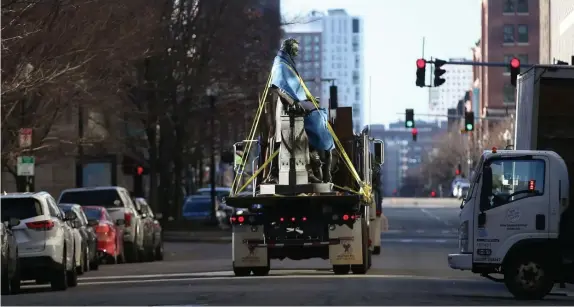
281,63,370,200
236,149,279,194
230,71,274,195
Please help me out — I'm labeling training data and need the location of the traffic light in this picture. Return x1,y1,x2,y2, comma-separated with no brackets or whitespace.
464,111,474,131
510,57,520,87
405,109,415,128
456,164,461,176
411,128,418,142
415,59,426,87
329,85,338,109
433,58,447,87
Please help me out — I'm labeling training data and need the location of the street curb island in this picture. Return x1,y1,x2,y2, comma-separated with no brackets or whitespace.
163,230,232,243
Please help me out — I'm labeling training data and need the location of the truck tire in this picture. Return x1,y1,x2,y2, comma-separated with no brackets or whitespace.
333,265,350,275
373,246,381,255
503,253,554,300
251,253,271,276
351,219,369,274
232,263,251,277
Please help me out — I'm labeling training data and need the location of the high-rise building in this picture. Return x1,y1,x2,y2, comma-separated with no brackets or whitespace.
283,9,365,132
321,9,365,132
476,0,540,119
429,58,473,116
539,0,574,64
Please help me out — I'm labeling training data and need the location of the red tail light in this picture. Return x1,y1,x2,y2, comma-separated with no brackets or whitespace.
302,217,307,221
237,216,245,223
26,220,55,231
279,217,284,222
342,214,350,221
291,217,296,222
124,212,132,227
95,224,111,234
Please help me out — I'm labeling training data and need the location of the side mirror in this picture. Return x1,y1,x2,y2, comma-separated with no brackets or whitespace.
116,219,126,226
374,140,384,165
479,165,493,213
88,220,98,227
8,217,20,228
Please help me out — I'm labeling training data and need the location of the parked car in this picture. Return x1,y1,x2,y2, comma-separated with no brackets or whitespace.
133,197,156,261
0,192,77,291
82,206,125,264
182,195,218,223
1,217,21,295
58,186,145,263
59,204,99,271
138,201,164,261
58,207,84,275
195,187,231,202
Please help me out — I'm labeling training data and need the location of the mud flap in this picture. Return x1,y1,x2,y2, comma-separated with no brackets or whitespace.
328,219,364,265
370,217,381,251
232,225,268,268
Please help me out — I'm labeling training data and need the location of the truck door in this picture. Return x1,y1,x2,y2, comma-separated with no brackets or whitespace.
474,156,550,264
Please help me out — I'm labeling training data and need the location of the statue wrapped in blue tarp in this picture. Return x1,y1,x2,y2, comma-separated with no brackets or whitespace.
267,38,334,183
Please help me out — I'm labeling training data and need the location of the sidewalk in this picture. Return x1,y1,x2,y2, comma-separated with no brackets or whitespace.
163,230,232,243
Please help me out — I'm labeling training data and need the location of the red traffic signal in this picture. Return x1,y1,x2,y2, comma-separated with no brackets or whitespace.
411,128,418,135
510,57,520,69
416,59,426,69
136,166,144,176
455,169,461,175
430,191,436,197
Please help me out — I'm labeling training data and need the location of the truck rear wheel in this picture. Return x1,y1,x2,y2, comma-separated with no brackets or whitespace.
232,262,251,277
351,219,369,274
333,265,350,275
503,254,555,300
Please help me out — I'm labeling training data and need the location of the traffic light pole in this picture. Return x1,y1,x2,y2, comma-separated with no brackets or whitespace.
425,60,530,69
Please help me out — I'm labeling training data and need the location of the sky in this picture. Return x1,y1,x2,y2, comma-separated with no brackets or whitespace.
280,0,482,126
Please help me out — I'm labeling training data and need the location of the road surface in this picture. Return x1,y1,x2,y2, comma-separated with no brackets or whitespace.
3,198,572,306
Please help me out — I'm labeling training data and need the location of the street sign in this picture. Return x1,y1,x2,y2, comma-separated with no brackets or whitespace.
19,128,32,148
17,156,35,176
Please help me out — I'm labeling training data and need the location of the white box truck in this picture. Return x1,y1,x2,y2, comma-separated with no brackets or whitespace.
448,65,574,300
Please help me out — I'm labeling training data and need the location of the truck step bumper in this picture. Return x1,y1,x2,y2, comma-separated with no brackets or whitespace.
448,253,472,270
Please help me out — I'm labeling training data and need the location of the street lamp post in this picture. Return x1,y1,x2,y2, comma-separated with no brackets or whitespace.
206,86,219,223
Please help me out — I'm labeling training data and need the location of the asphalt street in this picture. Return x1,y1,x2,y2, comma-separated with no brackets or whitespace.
3,198,573,306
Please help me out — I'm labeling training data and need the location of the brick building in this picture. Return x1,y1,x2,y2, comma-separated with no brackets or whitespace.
476,0,540,118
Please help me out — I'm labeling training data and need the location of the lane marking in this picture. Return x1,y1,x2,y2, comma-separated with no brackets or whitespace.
420,208,453,227
79,271,232,281
76,273,485,286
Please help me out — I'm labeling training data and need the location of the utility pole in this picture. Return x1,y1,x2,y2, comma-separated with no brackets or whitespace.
207,88,217,223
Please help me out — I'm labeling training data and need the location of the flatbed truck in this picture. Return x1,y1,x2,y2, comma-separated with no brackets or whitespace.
226,89,383,276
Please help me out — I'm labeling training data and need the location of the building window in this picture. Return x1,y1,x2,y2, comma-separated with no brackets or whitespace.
304,36,311,44
503,84,516,104
355,87,360,101
314,36,320,43
516,0,528,13
503,25,515,43
517,25,529,43
352,18,359,33
503,0,515,13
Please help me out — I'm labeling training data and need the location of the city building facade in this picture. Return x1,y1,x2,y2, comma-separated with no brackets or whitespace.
477,0,539,118
539,0,574,64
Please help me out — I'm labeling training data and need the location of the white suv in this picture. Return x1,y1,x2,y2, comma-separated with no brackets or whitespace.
58,186,145,263
0,192,78,291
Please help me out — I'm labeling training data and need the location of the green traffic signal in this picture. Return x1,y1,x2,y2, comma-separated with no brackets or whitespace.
466,124,473,131
406,121,413,128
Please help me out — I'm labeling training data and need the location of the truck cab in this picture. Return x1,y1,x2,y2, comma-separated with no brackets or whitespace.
449,148,573,300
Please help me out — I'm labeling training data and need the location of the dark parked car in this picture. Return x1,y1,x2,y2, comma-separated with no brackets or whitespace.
1,217,21,294
58,204,99,271
182,195,217,223
138,202,163,261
